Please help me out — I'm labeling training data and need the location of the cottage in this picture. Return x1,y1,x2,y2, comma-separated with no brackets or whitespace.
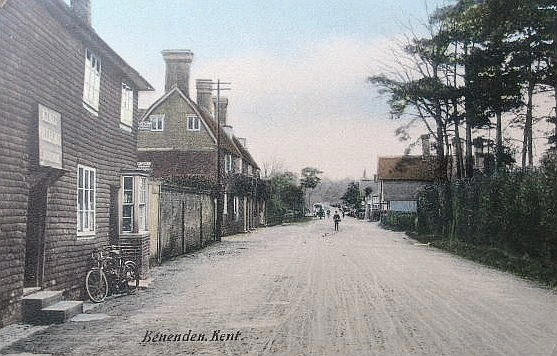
377,155,436,213
0,0,153,326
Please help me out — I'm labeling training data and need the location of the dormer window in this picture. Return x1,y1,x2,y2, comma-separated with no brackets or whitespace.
150,114,164,131
83,49,101,113
187,115,200,131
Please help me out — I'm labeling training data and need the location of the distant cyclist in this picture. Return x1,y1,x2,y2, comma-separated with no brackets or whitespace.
333,210,341,231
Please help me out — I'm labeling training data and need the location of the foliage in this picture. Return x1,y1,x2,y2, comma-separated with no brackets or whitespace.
266,171,305,225
380,212,417,232
341,182,362,210
300,167,323,190
416,165,557,285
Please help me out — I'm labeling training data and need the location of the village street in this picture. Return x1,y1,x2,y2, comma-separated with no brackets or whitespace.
2,219,557,356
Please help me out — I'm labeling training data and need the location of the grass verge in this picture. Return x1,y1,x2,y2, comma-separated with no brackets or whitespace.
407,232,557,289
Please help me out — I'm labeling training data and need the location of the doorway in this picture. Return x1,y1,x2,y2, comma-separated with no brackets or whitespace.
24,182,48,288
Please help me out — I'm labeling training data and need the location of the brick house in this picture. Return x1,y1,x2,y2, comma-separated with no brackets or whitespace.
137,50,264,237
0,0,153,326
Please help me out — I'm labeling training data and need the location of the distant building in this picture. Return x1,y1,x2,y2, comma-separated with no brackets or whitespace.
377,137,436,213
0,0,153,326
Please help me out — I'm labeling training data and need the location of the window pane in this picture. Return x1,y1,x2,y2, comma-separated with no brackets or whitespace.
124,191,133,204
90,171,95,191
84,209,89,229
122,217,132,232
123,205,133,218
89,211,95,230
124,176,133,190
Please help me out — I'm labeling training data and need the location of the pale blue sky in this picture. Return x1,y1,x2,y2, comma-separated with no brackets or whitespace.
81,0,451,179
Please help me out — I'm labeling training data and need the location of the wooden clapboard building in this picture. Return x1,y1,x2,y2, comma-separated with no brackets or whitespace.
0,0,153,326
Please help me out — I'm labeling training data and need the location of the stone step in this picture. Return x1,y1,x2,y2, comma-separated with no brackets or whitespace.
40,301,84,324
22,291,64,322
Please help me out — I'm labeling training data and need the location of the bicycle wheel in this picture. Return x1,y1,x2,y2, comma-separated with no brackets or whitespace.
86,268,108,303
123,261,139,294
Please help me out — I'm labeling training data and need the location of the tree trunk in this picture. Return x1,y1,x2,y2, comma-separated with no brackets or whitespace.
495,111,503,170
464,45,474,178
454,119,463,179
522,79,534,168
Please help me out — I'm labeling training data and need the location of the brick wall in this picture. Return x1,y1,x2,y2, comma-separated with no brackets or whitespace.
0,0,142,325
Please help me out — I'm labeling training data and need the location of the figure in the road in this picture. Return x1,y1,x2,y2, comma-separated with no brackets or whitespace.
342,210,345,218
326,209,331,219
333,210,341,231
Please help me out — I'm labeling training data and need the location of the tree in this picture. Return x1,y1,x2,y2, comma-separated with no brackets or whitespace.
267,171,304,223
341,182,362,210
299,167,323,210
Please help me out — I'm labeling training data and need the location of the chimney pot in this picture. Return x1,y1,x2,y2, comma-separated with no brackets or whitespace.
223,125,233,139
70,0,92,26
161,49,193,96
196,79,214,114
213,96,229,126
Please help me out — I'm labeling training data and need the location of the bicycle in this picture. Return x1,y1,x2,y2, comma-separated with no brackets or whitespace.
85,245,139,303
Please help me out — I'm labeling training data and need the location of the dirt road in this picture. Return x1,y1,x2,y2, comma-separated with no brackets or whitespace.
2,218,557,355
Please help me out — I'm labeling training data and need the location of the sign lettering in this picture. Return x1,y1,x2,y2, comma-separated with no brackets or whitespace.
38,104,63,169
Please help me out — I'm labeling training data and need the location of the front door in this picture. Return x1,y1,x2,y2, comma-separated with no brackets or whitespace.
24,183,48,287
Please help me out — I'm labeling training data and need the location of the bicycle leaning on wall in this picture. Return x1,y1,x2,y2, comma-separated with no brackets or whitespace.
85,245,140,303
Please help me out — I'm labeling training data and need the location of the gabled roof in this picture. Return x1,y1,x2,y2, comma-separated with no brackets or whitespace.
377,156,436,181
43,0,153,91
233,136,259,170
140,87,241,155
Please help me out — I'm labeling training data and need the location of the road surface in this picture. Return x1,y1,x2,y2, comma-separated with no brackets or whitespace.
2,218,557,355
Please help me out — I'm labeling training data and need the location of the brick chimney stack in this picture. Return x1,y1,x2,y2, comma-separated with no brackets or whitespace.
213,97,229,126
196,79,213,114
70,0,92,26
161,50,193,96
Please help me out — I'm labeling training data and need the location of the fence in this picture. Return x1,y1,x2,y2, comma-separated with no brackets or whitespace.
149,182,216,264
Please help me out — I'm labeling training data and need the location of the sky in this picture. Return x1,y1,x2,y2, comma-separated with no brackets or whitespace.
83,0,454,179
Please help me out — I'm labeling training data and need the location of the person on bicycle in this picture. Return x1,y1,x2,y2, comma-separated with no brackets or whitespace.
333,210,341,231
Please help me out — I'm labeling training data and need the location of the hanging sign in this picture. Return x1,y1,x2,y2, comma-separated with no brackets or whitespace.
38,104,63,169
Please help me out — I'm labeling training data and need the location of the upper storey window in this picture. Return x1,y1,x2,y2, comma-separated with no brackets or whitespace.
83,49,101,112
187,116,200,131
150,114,164,131
120,83,134,127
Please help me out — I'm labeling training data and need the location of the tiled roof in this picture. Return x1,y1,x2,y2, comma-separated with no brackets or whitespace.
197,109,241,156
377,156,436,181
233,136,259,170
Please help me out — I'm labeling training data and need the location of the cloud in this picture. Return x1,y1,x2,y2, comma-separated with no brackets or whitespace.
139,36,424,179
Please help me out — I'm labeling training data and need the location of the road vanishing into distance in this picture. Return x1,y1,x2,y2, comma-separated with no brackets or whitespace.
2,218,557,355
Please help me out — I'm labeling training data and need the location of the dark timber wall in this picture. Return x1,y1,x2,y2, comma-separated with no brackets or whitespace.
0,0,140,326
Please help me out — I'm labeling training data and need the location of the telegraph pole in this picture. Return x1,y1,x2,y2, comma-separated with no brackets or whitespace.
212,79,231,241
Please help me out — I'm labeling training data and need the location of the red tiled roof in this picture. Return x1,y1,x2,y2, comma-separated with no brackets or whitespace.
377,156,436,181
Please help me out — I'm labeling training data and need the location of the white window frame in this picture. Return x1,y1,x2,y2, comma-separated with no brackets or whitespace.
83,48,101,113
122,176,134,233
235,157,243,173
225,154,233,173
121,175,149,233
77,165,96,237
233,196,240,221
138,177,147,232
120,83,134,128
150,114,164,131
187,115,200,131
